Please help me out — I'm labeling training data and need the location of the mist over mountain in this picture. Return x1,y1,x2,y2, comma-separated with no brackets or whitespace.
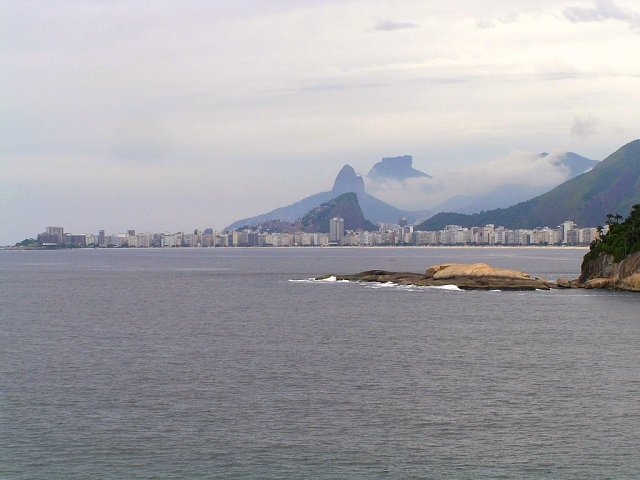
418,140,640,230
548,152,599,178
367,155,432,181
225,159,430,231
225,149,602,232
433,152,600,214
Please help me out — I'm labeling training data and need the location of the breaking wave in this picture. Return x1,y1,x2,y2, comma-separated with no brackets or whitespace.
288,278,463,292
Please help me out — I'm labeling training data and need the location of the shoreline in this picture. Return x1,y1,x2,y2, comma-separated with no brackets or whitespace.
1,245,591,251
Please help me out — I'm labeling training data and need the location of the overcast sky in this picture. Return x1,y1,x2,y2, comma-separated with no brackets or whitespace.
2,0,640,244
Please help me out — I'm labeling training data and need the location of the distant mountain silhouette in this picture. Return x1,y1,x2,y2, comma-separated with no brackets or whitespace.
332,165,365,194
366,155,431,181
418,140,640,230
433,152,599,215
549,151,599,177
225,162,430,231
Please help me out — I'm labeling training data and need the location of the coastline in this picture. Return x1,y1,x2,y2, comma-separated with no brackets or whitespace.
1,245,591,251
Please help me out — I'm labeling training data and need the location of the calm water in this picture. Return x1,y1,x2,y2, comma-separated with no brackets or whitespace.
1,247,639,479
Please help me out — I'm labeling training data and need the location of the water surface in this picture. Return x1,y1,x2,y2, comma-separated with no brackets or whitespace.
1,247,639,478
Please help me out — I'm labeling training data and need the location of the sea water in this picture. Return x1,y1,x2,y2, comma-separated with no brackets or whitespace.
1,247,639,479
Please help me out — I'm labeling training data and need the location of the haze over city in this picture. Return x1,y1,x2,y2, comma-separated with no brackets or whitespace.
3,0,640,244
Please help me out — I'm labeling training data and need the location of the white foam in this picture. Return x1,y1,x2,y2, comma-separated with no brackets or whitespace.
428,284,463,291
289,278,464,292
289,277,350,284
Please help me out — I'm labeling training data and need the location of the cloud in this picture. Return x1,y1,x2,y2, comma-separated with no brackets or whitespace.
564,0,640,32
364,175,437,211
364,151,573,211
570,115,598,137
2,1,639,243
475,18,496,29
373,19,419,31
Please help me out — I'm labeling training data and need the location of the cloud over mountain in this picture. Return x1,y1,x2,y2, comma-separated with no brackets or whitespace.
365,151,595,212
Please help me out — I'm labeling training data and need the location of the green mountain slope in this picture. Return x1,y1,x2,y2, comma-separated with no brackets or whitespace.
299,192,377,233
418,139,640,230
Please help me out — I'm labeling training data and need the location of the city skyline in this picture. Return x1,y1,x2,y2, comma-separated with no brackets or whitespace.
16,218,603,249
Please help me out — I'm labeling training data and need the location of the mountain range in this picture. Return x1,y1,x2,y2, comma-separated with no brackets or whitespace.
225,156,431,231
418,140,640,230
226,145,630,233
432,152,599,214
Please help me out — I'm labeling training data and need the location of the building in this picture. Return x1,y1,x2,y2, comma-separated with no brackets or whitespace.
46,226,64,245
329,217,344,244
561,220,575,244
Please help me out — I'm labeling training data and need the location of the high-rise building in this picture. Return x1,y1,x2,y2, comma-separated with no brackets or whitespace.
329,217,344,244
46,226,64,245
98,230,106,247
561,220,575,244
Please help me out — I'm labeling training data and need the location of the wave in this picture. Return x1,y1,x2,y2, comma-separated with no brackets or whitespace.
288,278,463,292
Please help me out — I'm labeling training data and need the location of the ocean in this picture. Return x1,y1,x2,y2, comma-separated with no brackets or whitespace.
1,247,639,479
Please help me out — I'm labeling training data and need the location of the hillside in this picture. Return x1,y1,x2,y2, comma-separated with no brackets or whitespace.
583,205,640,266
579,205,640,291
225,163,428,231
418,140,640,230
299,192,377,233
432,152,599,215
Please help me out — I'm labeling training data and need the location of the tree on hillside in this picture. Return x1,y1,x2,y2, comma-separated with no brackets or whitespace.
584,207,640,264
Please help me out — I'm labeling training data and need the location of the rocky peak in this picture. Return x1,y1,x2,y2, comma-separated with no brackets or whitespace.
367,155,431,181
332,164,365,194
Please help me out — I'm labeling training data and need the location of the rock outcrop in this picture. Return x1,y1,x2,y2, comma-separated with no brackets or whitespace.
332,165,365,195
579,252,640,292
366,155,432,181
317,263,555,291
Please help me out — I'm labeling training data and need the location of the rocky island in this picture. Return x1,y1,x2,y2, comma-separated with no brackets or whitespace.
317,262,556,291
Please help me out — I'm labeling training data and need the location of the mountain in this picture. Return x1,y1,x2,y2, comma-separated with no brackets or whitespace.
225,162,429,231
433,152,600,215
367,155,432,181
549,151,599,177
299,192,377,233
332,165,365,194
417,140,640,230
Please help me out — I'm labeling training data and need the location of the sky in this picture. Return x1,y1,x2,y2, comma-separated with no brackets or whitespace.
2,0,640,244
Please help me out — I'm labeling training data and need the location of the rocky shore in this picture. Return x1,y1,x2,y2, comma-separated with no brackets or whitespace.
317,262,557,291
575,251,640,292
318,254,640,292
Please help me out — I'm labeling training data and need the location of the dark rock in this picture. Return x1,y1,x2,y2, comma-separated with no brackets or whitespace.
318,263,555,291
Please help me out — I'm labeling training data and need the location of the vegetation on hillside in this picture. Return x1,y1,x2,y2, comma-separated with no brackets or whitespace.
300,192,377,233
583,205,640,267
418,139,640,231
14,238,39,247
